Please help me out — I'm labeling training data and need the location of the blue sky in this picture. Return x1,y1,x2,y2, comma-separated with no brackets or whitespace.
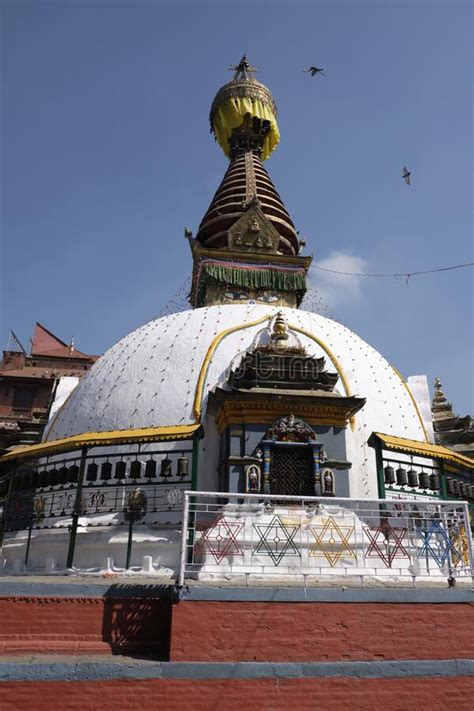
1,0,473,413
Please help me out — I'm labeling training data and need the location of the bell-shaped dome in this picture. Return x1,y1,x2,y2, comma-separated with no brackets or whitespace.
44,304,428,499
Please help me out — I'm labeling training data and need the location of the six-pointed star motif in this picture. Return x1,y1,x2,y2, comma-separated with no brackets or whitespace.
417,520,467,568
310,516,356,567
253,515,301,566
196,519,244,564
364,522,410,568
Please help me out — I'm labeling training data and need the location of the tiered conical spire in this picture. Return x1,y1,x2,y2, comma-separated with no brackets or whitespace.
189,56,311,308
432,378,453,421
431,378,474,455
196,151,299,255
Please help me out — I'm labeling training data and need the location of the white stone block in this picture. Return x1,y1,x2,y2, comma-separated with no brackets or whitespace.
45,558,56,574
142,555,154,573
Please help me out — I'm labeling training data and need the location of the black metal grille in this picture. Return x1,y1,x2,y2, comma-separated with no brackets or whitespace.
270,445,314,497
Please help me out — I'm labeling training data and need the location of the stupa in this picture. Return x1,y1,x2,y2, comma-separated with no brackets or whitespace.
0,56,472,578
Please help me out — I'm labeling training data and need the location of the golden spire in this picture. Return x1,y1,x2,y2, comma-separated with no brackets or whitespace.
228,54,259,80
209,55,279,161
271,312,289,350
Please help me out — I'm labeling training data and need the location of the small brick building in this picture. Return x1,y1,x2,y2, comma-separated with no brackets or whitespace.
0,323,97,453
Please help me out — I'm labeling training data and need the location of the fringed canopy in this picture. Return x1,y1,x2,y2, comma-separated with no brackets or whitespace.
196,260,307,306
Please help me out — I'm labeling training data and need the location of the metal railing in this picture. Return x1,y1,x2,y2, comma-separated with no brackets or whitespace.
0,443,194,572
177,491,473,586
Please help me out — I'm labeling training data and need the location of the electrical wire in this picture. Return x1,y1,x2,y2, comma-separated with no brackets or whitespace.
312,261,474,280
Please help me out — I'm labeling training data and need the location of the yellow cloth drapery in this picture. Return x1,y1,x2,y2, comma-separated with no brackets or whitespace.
212,97,280,161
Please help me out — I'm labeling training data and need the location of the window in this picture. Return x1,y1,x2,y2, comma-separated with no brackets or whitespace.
270,445,314,497
12,387,35,410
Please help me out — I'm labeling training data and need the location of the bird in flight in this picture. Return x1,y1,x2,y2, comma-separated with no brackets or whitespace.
304,66,326,77
402,166,411,185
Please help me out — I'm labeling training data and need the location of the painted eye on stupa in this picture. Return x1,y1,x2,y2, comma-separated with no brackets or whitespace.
224,290,248,301
257,293,279,303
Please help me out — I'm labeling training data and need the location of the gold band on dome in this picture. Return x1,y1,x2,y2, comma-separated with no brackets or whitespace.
390,366,429,442
288,324,356,431
193,314,272,419
193,315,357,432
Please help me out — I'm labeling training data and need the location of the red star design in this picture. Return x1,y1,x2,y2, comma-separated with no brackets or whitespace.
364,521,409,568
196,518,244,564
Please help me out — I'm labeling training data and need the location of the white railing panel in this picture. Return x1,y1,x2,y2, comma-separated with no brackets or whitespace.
177,491,473,586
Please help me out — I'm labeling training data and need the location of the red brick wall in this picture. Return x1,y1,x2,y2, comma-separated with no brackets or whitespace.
0,597,171,656
170,600,474,661
0,380,52,419
2,597,473,662
2,677,474,711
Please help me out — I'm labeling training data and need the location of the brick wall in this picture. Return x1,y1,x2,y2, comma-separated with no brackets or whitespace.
0,380,52,419
0,596,171,656
1,592,472,709
1,595,473,662
170,600,474,661
2,677,474,711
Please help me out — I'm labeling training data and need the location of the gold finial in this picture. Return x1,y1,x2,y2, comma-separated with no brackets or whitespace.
271,311,289,350
228,54,259,80
210,55,278,161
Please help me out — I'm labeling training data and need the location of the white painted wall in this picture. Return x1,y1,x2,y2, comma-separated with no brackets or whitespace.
48,376,80,422
407,375,435,443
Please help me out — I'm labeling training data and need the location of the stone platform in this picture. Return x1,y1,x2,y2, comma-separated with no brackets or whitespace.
0,577,473,709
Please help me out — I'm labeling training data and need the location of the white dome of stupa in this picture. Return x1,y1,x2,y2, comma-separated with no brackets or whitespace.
45,303,427,499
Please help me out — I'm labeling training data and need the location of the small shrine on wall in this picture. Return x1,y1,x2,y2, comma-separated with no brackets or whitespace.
208,312,364,498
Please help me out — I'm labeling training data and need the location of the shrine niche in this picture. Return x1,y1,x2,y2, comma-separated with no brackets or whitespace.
321,468,335,496
245,463,261,493
228,313,341,393
257,415,326,497
267,438,316,497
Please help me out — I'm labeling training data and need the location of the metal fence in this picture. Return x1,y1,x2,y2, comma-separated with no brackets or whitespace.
0,444,193,571
177,491,473,586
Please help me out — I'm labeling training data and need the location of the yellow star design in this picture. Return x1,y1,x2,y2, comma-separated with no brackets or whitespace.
310,516,356,567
